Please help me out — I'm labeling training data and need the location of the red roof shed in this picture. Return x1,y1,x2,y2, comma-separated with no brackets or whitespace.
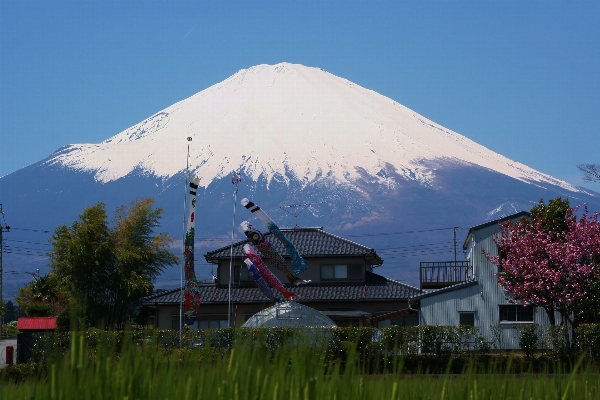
17,317,58,330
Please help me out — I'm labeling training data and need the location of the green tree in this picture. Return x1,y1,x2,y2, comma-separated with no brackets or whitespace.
105,198,179,328
48,199,178,329
48,203,113,326
4,300,17,323
529,197,570,234
15,273,70,317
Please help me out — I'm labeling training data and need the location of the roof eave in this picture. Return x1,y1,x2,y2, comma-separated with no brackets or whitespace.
411,280,479,300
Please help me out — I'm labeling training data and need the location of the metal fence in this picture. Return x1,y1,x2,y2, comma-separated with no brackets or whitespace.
420,261,473,290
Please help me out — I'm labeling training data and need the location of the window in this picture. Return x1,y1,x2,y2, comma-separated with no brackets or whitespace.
321,265,347,279
459,312,475,326
171,317,228,330
320,264,363,280
376,317,405,329
197,319,228,329
499,305,534,322
498,246,507,273
234,265,253,283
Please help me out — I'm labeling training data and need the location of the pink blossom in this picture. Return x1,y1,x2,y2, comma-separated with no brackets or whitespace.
486,205,600,321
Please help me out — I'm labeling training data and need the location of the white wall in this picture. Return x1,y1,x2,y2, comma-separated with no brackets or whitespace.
419,217,559,350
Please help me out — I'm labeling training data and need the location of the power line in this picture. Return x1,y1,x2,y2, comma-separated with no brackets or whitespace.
5,239,51,246
4,245,48,252
3,250,47,257
3,270,40,276
381,248,459,260
379,244,456,254
8,227,51,233
378,246,454,257
174,225,470,245
1,259,48,268
343,227,466,238
377,241,454,250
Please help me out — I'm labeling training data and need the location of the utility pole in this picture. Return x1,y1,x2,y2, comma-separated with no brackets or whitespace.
453,226,458,282
0,205,10,337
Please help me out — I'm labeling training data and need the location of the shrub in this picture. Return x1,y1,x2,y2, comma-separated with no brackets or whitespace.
209,328,234,348
380,326,419,355
516,323,539,360
330,327,376,352
3,321,18,337
0,361,42,383
545,325,569,360
576,323,600,359
475,336,492,355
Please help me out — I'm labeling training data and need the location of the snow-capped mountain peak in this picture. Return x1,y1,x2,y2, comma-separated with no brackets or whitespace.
46,62,578,192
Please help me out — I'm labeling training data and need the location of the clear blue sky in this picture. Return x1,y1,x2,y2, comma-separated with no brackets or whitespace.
1,1,599,190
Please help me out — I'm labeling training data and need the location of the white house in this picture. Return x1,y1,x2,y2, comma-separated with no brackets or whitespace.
412,211,561,350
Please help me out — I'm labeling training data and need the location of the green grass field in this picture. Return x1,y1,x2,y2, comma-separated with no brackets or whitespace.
1,331,598,400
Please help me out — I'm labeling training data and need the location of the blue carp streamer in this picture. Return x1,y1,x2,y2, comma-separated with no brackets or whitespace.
267,222,308,275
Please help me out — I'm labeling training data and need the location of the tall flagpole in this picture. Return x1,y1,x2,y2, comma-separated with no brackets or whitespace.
180,137,192,345
228,171,242,328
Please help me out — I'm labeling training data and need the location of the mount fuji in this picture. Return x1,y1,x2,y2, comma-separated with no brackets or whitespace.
1,63,598,292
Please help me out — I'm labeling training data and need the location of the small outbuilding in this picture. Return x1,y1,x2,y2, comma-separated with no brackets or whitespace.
17,317,57,363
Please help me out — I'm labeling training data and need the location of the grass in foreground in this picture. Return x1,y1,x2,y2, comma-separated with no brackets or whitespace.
1,332,599,400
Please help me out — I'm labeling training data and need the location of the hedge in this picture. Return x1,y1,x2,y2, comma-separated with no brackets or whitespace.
24,323,600,365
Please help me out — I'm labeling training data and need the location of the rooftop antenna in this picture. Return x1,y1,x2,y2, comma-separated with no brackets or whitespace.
278,202,322,227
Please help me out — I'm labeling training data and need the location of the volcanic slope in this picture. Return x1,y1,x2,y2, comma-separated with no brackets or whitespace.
1,63,597,287
47,63,579,192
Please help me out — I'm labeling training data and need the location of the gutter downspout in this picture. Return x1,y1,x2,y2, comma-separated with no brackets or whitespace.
408,297,420,325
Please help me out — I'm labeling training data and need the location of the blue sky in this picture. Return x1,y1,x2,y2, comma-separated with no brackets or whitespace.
1,1,599,190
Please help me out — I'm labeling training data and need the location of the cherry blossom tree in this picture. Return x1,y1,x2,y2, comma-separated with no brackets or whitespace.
486,205,600,330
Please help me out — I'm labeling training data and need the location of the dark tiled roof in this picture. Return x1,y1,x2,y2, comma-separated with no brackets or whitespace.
205,227,383,265
143,272,420,305
411,280,479,301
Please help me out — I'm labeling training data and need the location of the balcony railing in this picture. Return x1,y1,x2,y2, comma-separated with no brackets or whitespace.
419,261,473,291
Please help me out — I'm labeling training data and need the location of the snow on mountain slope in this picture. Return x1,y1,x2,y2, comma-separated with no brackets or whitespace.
46,63,579,192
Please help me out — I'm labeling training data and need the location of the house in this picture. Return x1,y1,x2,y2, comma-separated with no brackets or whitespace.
412,211,562,349
143,227,420,329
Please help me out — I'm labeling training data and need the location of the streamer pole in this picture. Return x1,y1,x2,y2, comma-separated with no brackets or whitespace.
180,138,192,345
228,171,242,328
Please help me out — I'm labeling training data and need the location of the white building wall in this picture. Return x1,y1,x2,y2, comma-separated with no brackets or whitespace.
419,284,552,349
419,215,558,350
